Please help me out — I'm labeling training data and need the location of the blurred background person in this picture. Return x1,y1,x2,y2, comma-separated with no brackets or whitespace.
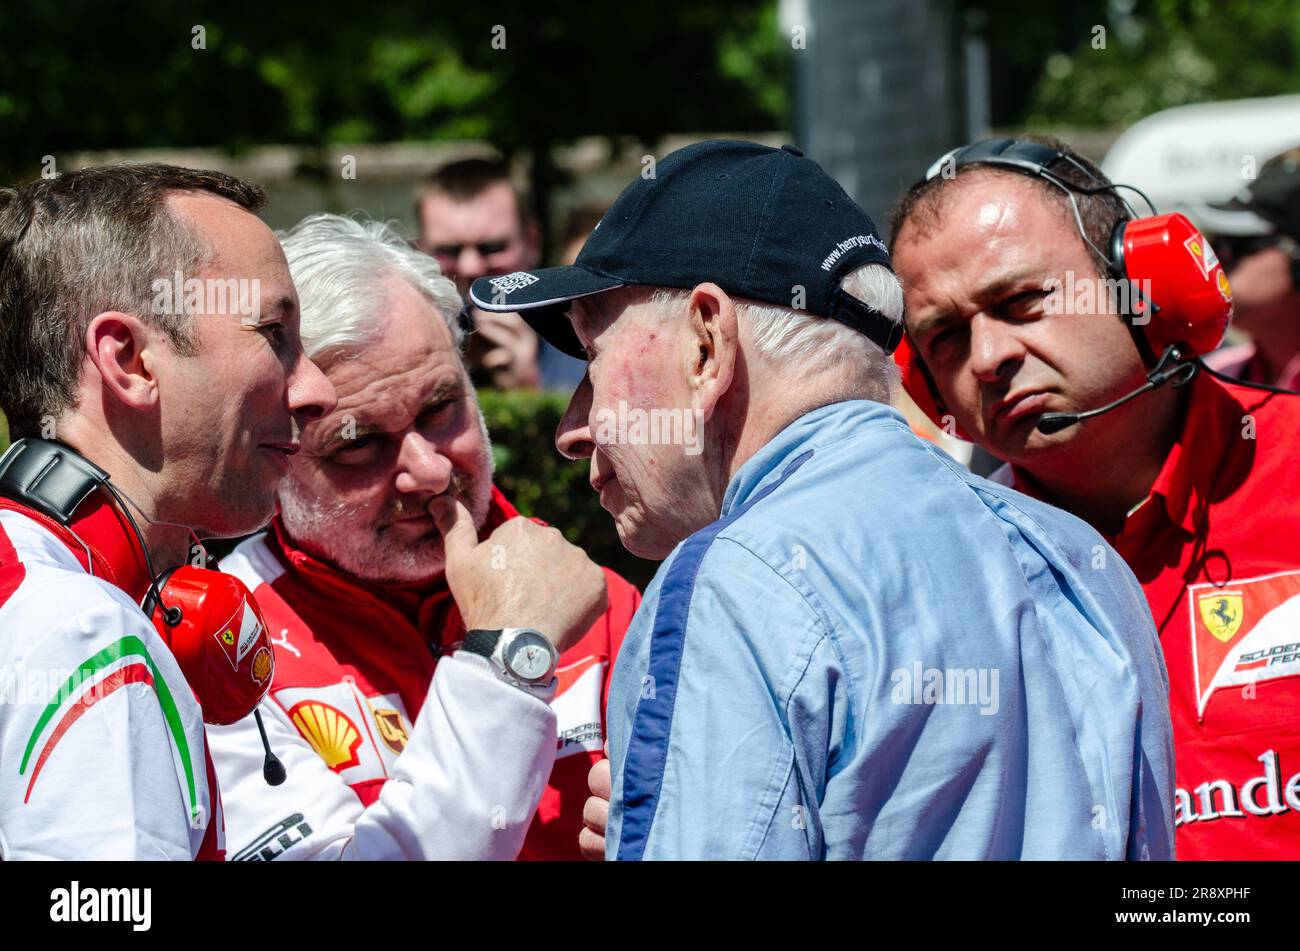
556,202,609,266
414,157,586,392
1202,147,1300,391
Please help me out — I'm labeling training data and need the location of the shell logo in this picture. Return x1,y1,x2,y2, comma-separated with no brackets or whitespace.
288,700,362,772
250,646,272,686
1217,268,1233,302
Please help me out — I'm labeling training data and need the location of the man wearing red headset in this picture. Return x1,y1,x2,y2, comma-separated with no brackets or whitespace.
0,166,607,859
890,135,1300,860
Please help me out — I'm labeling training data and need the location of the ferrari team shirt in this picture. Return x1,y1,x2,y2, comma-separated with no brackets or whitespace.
996,373,1300,859
210,487,640,860
0,495,221,860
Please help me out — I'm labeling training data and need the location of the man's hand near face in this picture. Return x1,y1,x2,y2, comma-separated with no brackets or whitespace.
467,309,542,391
429,496,608,653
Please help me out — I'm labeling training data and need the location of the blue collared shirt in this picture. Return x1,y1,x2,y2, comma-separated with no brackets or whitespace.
604,399,1175,860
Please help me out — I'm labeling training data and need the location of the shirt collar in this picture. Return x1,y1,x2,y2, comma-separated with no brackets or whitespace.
0,490,153,600
721,400,908,517
1245,347,1300,392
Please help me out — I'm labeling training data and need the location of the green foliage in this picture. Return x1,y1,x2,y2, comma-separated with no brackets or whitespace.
1022,0,1300,127
479,389,659,591
0,1,789,182
0,411,7,455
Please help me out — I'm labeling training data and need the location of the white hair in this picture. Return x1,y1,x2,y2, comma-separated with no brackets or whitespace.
646,263,904,403
277,213,464,362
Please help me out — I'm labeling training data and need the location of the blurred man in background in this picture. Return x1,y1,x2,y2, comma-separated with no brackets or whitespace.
1203,147,1300,391
891,136,1300,860
209,213,639,861
415,157,585,392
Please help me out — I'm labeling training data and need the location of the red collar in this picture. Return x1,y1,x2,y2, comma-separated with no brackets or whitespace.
266,485,521,627
0,491,154,600
1004,372,1255,538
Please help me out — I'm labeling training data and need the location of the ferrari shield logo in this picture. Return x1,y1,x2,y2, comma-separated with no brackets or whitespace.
1199,592,1243,643
1190,571,1300,718
1183,233,1220,279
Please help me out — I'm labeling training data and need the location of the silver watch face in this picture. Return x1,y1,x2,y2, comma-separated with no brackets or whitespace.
503,630,555,682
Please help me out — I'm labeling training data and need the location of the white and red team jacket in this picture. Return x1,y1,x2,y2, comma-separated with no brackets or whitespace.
0,497,222,860
209,487,640,861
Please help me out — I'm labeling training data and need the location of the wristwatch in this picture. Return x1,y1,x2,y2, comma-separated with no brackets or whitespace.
462,628,559,688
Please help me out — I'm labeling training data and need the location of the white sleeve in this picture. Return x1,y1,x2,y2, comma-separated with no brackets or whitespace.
0,596,203,860
209,652,557,861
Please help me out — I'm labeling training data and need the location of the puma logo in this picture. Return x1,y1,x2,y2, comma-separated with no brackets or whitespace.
271,627,301,658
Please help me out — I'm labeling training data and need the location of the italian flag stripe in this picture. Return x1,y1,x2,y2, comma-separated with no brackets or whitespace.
23,662,154,803
19,635,199,819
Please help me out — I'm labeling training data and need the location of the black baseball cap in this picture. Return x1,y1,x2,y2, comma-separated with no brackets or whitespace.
467,139,901,358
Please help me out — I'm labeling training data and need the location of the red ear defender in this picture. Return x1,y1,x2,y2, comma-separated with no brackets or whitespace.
1114,212,1233,359
149,566,275,726
895,334,971,439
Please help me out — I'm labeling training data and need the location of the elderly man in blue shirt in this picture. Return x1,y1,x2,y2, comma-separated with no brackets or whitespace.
469,140,1175,860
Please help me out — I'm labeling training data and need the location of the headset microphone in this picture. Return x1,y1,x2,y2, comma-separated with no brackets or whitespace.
255,708,287,785
1036,345,1199,434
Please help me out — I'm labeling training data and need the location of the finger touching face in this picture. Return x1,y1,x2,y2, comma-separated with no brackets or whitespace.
279,274,493,582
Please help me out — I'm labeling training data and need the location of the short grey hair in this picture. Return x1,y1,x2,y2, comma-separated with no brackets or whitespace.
277,213,464,363
646,263,904,403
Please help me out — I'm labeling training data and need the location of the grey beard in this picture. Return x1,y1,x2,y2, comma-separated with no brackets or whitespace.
279,415,495,584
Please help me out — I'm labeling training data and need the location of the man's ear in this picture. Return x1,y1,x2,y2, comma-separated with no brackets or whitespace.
686,283,738,423
84,311,161,412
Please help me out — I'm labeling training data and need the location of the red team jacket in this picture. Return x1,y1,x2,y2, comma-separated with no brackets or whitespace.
1004,374,1300,859
220,486,640,860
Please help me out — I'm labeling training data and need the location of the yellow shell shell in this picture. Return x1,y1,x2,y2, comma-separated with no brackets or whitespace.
290,701,362,771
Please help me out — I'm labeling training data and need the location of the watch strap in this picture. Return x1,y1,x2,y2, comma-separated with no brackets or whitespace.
462,628,503,659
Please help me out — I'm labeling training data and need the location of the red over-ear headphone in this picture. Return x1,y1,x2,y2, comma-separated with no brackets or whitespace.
0,438,275,727
896,138,1234,435
144,564,275,726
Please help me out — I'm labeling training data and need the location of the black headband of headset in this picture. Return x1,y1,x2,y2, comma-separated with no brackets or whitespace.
925,139,1072,183
0,438,110,525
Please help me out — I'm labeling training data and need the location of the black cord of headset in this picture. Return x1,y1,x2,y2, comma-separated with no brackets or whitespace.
1196,358,1300,396
99,478,183,626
